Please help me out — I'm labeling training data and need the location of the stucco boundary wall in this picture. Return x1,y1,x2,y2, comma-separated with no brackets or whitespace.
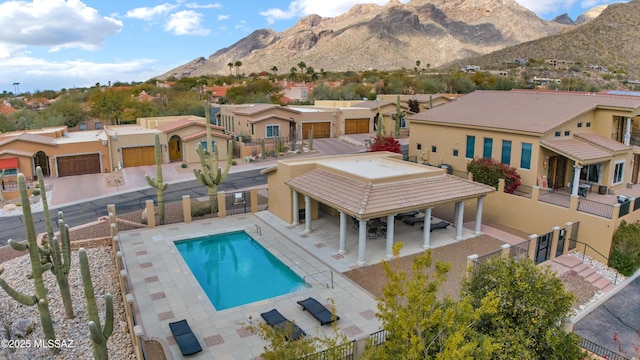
462,179,636,263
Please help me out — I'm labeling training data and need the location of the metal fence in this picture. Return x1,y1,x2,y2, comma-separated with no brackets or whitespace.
579,338,630,360
301,341,356,360
619,198,631,217
539,191,571,208
367,329,388,349
577,198,615,219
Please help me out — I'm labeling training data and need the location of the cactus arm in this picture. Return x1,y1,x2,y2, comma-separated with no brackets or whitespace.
42,263,52,272
8,239,28,251
36,167,54,249
103,294,114,338
0,278,37,305
60,219,71,274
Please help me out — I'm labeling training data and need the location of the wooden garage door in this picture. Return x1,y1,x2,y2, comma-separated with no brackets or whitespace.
122,146,155,167
345,118,370,134
302,122,331,139
57,154,101,177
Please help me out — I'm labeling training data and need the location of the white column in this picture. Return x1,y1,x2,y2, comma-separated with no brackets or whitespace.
385,214,395,259
357,219,367,266
292,190,299,225
625,116,632,146
474,196,484,235
571,165,582,196
422,207,432,249
304,195,311,233
456,201,464,240
338,211,347,254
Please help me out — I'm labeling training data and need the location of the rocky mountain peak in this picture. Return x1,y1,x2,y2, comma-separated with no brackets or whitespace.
552,13,575,25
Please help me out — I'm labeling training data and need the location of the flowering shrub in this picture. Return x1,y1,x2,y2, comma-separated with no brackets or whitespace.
368,135,402,154
467,158,521,194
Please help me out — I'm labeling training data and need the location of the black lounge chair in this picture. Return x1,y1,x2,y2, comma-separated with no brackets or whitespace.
403,216,426,226
260,309,306,341
421,221,450,232
396,210,419,220
169,319,203,356
297,297,340,325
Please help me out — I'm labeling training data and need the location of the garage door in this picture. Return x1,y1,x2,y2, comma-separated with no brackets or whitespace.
302,122,331,139
345,118,370,134
57,153,101,177
122,146,155,167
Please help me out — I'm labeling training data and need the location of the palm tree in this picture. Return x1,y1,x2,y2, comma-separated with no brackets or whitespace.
415,60,421,74
270,66,278,76
234,61,242,76
289,67,297,81
227,62,233,76
297,61,307,81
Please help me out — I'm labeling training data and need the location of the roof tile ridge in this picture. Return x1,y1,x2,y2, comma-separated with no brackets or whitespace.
358,182,374,216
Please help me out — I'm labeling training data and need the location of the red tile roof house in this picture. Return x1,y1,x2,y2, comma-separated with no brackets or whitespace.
407,90,640,263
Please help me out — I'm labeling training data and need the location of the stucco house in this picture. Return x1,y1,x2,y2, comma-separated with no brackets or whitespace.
407,90,640,261
0,126,110,181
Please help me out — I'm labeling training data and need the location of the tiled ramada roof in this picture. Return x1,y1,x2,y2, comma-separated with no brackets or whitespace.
539,132,632,163
286,168,494,219
156,118,206,133
408,90,640,135
0,133,57,147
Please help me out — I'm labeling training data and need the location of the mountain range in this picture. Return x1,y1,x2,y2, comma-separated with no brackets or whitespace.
157,0,633,80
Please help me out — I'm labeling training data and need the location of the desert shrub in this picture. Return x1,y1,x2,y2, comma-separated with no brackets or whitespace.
467,158,521,193
231,160,237,165
609,220,640,276
31,189,40,196
191,201,212,217
181,163,188,168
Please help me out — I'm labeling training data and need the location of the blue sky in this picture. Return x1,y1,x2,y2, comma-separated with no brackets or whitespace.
0,0,629,94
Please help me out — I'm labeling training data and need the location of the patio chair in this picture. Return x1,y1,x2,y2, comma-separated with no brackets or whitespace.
402,216,426,226
297,297,340,325
168,319,203,356
421,220,450,232
396,210,419,220
260,309,306,341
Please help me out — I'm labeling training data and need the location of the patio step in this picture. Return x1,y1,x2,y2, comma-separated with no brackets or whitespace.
584,272,602,284
572,262,590,274
601,283,616,293
553,255,582,268
592,277,614,291
578,267,597,278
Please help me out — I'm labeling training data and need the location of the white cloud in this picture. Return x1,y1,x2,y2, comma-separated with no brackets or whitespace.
515,0,577,15
0,0,122,50
260,0,409,24
125,3,178,20
217,14,229,21
185,3,223,9
0,56,161,91
165,10,210,36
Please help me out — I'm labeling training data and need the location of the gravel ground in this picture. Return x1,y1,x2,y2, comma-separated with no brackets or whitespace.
0,246,135,360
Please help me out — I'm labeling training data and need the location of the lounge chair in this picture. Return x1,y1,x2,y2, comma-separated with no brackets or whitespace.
421,220,450,232
396,210,419,220
260,309,306,341
297,297,340,325
168,319,203,356
402,216,426,226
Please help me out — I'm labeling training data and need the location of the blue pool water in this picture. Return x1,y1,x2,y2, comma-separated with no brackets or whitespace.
175,231,308,310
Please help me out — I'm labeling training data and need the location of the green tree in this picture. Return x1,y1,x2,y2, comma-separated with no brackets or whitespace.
467,158,521,194
46,92,90,127
289,67,297,81
297,61,307,80
88,87,129,125
270,66,278,77
361,244,497,359
227,62,234,76
462,256,585,360
234,60,243,76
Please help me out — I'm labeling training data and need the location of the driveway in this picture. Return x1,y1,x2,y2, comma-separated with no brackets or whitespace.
573,274,640,357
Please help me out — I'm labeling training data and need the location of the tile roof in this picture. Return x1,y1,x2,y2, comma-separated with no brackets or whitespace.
574,133,630,153
0,133,58,147
232,104,281,115
0,149,34,157
408,90,640,135
182,129,231,141
249,114,295,124
156,118,206,133
351,100,393,109
286,168,494,218
540,135,629,164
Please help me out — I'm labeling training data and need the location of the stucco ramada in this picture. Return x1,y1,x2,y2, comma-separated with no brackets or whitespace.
265,151,494,265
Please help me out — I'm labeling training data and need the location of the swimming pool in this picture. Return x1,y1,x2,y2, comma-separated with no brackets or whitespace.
175,230,308,310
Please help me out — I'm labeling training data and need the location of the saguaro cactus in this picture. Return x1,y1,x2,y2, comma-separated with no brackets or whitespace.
391,95,405,138
145,133,168,225
34,166,75,319
0,174,57,352
376,102,384,137
194,100,233,214
79,248,113,360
